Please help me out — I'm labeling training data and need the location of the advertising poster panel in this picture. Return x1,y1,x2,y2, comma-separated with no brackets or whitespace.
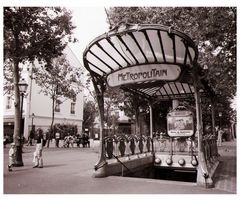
167,110,194,137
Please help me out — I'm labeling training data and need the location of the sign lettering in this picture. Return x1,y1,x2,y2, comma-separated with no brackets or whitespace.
107,64,181,87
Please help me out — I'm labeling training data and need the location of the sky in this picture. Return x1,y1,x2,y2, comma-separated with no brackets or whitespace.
64,7,109,98
67,7,109,67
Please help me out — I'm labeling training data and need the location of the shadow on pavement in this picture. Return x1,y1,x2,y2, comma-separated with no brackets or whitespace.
40,164,67,168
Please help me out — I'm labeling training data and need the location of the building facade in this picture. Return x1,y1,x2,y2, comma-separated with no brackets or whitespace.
3,46,84,140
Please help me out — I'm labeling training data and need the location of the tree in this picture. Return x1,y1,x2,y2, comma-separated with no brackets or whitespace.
103,87,123,135
3,60,14,96
32,54,82,147
106,7,236,125
4,7,76,158
119,92,149,135
104,113,119,135
107,7,236,97
83,100,98,135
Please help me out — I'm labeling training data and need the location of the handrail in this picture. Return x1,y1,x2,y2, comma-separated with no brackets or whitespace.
112,153,133,175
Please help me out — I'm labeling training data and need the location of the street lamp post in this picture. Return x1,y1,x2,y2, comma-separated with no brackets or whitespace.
30,113,35,145
219,112,222,129
31,113,35,131
15,78,28,167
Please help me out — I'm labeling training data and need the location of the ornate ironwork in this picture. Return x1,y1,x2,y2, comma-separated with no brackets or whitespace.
104,134,153,159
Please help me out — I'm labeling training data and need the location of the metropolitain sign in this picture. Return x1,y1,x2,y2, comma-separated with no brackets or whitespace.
107,64,181,87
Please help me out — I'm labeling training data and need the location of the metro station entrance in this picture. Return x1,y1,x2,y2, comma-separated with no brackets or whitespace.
83,23,219,188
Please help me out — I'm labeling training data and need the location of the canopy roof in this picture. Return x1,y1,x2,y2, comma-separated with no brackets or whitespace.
83,23,210,101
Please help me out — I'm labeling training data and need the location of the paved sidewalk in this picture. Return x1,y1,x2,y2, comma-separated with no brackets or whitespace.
213,140,237,193
3,139,237,194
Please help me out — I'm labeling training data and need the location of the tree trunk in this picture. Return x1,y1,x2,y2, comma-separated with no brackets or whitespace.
13,58,24,166
13,59,21,145
47,97,55,147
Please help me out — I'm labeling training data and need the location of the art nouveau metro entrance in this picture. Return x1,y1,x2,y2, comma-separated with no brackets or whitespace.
83,23,219,188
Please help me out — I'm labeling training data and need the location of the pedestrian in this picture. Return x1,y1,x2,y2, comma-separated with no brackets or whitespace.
63,135,69,148
83,133,90,148
69,135,74,147
217,128,224,146
55,131,60,148
27,129,35,146
43,131,47,147
8,142,16,171
76,134,81,147
33,128,44,168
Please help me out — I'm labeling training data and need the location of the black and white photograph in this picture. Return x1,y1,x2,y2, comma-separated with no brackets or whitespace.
2,0,237,197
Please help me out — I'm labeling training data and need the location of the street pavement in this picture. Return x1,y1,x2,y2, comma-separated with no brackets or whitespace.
213,140,237,193
2,139,237,194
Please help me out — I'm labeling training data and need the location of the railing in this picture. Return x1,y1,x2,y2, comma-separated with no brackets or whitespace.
103,133,218,165
153,136,198,155
202,134,219,163
153,134,218,162
104,135,152,159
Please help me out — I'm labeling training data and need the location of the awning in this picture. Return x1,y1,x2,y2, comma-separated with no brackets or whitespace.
3,115,15,123
83,23,210,101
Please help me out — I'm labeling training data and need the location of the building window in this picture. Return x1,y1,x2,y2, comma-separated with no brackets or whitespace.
55,100,61,112
6,96,12,110
70,102,76,114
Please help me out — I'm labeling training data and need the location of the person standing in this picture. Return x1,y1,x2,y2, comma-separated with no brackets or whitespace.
55,132,60,148
28,129,35,146
33,128,44,168
8,143,16,171
217,128,224,147
43,131,47,147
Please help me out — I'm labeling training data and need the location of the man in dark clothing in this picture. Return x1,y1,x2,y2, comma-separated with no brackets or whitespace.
28,129,35,146
55,132,60,148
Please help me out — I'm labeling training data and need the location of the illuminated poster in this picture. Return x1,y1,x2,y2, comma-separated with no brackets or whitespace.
167,110,194,137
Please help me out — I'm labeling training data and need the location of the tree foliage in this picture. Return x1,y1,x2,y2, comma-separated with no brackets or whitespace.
32,55,82,101
54,123,78,138
4,7,76,65
4,7,76,144
83,100,98,131
107,7,236,99
106,7,236,127
32,54,82,146
103,87,123,134
118,92,149,135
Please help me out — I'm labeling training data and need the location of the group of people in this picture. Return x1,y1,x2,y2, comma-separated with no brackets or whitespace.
62,133,90,148
7,129,90,172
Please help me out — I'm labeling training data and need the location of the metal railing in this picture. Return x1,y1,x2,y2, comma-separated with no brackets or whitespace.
103,133,218,168
104,134,152,159
202,134,219,162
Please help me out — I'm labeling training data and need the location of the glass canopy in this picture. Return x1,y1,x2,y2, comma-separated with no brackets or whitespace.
83,24,209,100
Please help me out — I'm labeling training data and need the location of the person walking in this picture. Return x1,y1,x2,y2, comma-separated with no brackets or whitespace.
33,128,44,168
8,143,16,171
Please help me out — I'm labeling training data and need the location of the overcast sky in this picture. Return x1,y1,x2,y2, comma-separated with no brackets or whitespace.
67,7,109,67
